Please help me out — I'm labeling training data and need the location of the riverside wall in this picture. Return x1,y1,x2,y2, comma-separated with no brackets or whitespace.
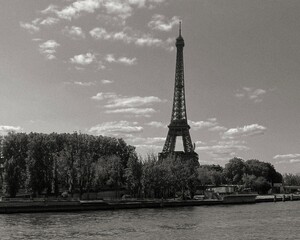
0,194,299,214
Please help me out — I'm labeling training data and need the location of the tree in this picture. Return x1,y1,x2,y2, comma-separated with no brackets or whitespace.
106,155,123,198
74,134,96,199
245,159,282,186
252,176,271,194
283,173,300,186
198,164,226,186
224,158,247,184
185,157,200,198
2,133,28,197
125,154,143,197
0,135,4,189
141,154,160,198
3,157,22,197
26,133,53,196
242,174,257,189
197,167,211,186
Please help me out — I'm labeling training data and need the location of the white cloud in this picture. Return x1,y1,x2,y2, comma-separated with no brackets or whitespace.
104,95,164,108
40,17,60,26
189,118,218,130
130,135,166,154
149,0,165,3
222,124,266,139
39,40,60,60
146,121,166,128
128,0,146,8
196,140,249,161
144,137,165,144
91,92,117,100
134,35,162,46
103,0,133,20
112,31,132,43
40,40,60,49
195,140,206,145
55,0,102,20
41,4,59,14
41,0,164,22
290,159,300,163
118,57,137,65
92,92,164,117
74,81,95,86
105,54,137,65
274,154,300,159
20,20,40,33
148,14,180,31
0,125,23,135
70,52,95,65
105,54,116,63
101,79,114,84
105,108,156,117
52,0,160,21
63,26,85,39
235,87,267,103
89,27,111,39
134,144,162,152
129,136,165,145
209,126,227,132
90,27,174,51
274,154,300,164
96,14,126,26
89,120,143,136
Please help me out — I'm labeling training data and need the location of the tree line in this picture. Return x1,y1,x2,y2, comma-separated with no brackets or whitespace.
0,132,135,198
0,132,288,198
199,158,283,194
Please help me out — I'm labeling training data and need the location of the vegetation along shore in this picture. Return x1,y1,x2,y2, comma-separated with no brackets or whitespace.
0,132,299,214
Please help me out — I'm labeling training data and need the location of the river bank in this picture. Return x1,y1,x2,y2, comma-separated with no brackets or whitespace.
0,194,299,214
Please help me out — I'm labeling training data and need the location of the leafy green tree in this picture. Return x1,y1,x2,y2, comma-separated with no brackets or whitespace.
224,158,247,184
283,173,300,186
242,174,257,189
125,154,143,197
245,159,282,186
197,167,211,186
106,155,123,197
74,134,95,198
3,157,22,197
198,164,226,186
252,176,271,194
26,133,53,196
141,154,159,198
2,133,28,197
185,157,200,198
0,135,4,189
141,154,199,199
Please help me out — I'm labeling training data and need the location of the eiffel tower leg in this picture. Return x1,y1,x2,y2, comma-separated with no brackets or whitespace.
162,131,176,153
182,131,194,153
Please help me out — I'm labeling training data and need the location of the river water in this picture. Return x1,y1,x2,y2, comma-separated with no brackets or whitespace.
0,201,299,240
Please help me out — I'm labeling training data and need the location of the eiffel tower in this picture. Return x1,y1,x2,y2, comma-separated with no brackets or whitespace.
159,22,198,162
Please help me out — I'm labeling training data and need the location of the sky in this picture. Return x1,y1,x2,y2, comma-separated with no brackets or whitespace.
1,0,300,174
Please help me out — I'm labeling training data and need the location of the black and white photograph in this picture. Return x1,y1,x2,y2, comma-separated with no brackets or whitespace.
0,0,299,239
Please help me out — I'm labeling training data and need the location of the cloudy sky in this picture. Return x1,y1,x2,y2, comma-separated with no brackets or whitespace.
1,0,300,173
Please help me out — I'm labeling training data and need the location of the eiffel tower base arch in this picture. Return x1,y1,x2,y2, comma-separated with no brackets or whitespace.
158,151,199,165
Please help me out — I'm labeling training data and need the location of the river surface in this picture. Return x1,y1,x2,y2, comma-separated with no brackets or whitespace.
0,201,299,240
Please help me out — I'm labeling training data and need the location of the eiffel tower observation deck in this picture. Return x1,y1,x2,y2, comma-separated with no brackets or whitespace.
159,22,199,162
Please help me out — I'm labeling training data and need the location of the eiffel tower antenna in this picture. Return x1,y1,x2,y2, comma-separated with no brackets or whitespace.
159,22,198,162
179,21,182,36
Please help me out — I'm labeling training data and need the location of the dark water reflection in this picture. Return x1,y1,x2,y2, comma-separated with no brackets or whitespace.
0,201,299,240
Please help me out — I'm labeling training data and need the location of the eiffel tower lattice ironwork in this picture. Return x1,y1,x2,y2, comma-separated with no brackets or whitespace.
159,22,198,161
